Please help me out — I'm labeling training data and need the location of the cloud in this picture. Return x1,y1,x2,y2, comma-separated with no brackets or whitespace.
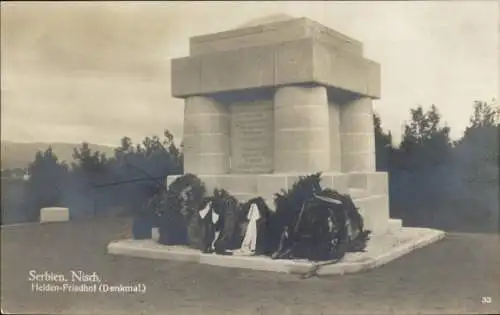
1,2,184,77
1,1,497,145
1,73,184,145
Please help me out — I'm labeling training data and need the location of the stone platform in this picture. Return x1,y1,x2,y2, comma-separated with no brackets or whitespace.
107,227,445,276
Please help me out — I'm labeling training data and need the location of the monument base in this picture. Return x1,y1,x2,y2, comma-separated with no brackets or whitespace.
166,171,390,234
107,226,445,276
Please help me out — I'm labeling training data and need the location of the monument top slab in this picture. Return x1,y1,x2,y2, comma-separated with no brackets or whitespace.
189,15,363,56
235,13,297,29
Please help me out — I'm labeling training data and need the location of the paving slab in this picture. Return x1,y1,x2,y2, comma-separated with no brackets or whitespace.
107,227,445,276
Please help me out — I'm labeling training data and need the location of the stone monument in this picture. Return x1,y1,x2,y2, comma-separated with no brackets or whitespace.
109,14,444,274
168,15,392,235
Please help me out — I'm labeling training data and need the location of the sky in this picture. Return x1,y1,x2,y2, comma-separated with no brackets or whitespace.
1,1,498,147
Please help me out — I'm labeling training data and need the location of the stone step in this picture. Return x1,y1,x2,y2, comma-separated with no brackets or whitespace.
348,188,370,199
348,172,388,196
353,194,389,234
388,219,402,232
108,228,446,275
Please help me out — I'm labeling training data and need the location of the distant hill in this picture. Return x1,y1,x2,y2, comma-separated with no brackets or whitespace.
0,141,117,170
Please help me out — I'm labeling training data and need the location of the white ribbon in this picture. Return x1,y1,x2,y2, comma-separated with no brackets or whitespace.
199,201,211,219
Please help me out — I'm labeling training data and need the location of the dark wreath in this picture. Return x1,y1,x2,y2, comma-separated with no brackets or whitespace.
271,173,371,262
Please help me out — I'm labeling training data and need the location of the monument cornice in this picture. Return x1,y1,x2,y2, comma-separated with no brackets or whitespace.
171,38,380,99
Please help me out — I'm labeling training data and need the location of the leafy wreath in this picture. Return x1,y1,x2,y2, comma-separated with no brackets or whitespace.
152,171,371,264
271,172,371,261
164,173,206,221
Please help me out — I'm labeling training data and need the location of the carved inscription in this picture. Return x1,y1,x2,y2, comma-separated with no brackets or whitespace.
230,100,274,173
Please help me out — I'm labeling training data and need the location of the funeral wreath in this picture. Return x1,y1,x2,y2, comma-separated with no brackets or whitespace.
145,173,371,262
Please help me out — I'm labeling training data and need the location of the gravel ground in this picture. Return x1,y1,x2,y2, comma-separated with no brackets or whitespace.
1,218,499,315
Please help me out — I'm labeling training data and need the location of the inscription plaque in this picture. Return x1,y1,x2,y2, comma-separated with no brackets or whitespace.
230,100,274,173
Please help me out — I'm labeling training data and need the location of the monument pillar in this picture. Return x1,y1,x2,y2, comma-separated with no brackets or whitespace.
273,85,330,173
339,97,376,173
183,96,230,174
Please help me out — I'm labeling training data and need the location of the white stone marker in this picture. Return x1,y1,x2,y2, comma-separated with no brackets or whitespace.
40,207,69,223
152,227,160,242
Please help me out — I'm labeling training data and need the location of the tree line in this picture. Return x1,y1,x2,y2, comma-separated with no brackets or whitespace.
1,100,498,232
374,100,498,232
10,131,183,222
